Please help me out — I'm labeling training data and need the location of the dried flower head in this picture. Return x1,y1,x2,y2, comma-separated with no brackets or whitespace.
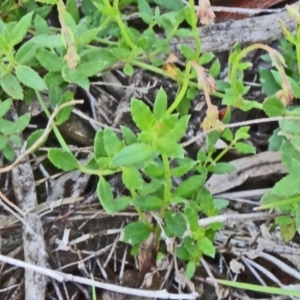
197,0,215,25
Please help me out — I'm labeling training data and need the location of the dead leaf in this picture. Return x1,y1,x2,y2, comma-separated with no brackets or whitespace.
230,259,245,274
163,52,179,78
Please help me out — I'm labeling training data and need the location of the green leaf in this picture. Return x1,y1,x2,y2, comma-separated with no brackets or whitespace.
133,195,163,211
263,97,285,117
174,175,206,198
15,65,47,91
143,161,165,177
138,0,153,17
114,196,131,212
103,127,121,156
280,222,296,243
121,126,138,145
122,222,152,245
35,48,62,72
273,173,300,197
31,34,64,48
77,60,112,77
235,126,250,140
14,113,30,133
122,167,143,190
209,58,221,77
112,143,153,167
179,44,195,60
276,215,294,226
206,130,221,150
0,99,12,118
0,135,8,150
131,99,155,131
26,129,45,149
123,63,134,76
34,14,50,35
94,130,107,158
66,0,80,23
56,90,74,125
168,115,190,142
237,62,252,71
97,177,115,214
62,65,89,90
213,198,229,210
176,28,194,39
45,72,64,88
199,52,214,65
268,128,284,151
176,243,190,261
234,142,256,154
138,0,153,24
11,12,33,45
9,134,22,146
156,137,184,158
186,261,196,279
164,211,187,238
110,47,131,60
171,158,196,177
15,41,36,64
272,70,300,99
2,143,14,161
48,148,79,171
281,140,300,173
153,88,167,120
1,73,23,99
49,86,63,108
0,119,15,135
184,207,199,232
210,162,235,174
77,28,99,47
197,236,215,258
138,180,163,195
259,69,281,96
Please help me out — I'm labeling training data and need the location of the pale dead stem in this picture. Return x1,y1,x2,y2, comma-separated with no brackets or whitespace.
198,211,281,227
0,100,83,174
181,115,300,147
0,254,199,299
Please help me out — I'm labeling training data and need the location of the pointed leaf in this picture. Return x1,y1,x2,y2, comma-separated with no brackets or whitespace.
112,143,153,167
197,236,215,258
0,99,12,118
174,175,206,198
97,177,115,214
153,88,167,120
122,167,143,190
1,73,23,99
15,65,47,91
133,195,163,211
35,48,63,72
48,148,79,171
11,12,33,45
121,221,152,245
131,99,155,131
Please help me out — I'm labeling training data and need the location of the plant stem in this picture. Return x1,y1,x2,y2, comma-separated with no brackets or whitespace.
188,0,201,58
167,61,192,114
35,90,70,153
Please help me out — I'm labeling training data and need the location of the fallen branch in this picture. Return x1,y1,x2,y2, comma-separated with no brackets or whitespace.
0,254,199,299
166,10,295,54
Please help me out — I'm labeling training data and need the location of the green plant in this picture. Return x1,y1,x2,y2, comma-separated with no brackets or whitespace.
254,5,300,244
1,0,300,295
